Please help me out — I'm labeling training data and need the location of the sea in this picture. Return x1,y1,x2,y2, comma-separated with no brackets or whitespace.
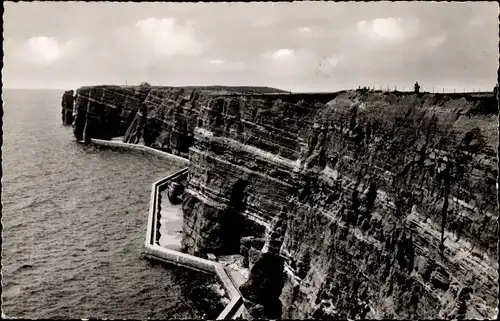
1,89,222,319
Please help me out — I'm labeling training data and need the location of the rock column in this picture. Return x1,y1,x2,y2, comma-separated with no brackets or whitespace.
61,90,74,125
239,206,289,319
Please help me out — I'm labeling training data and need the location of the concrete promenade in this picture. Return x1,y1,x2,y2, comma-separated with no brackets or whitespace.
90,138,189,165
90,138,245,319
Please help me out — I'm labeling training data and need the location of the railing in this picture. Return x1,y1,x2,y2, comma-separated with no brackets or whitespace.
144,167,245,319
150,169,188,246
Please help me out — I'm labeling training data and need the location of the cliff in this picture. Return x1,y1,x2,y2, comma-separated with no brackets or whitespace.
72,85,152,141
65,86,498,319
70,85,286,155
182,90,498,319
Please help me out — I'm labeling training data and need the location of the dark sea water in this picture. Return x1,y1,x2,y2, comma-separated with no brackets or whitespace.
1,89,220,319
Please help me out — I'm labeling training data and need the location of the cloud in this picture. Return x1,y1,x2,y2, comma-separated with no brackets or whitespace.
22,37,80,64
357,17,419,42
135,17,203,56
425,34,447,49
207,58,246,71
260,49,318,79
266,48,295,60
209,59,225,64
2,2,497,91
316,55,342,76
469,15,485,27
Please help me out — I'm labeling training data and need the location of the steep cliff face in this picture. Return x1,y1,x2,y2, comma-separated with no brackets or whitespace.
181,90,498,319
65,86,497,319
70,85,286,154
121,87,289,156
181,93,340,255
61,90,74,125
72,85,152,142
123,88,208,157
280,92,497,320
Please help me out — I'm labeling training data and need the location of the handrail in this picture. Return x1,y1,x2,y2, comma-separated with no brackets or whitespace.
148,168,188,246
144,168,245,319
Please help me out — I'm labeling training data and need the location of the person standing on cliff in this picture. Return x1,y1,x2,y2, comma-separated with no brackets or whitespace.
414,82,420,93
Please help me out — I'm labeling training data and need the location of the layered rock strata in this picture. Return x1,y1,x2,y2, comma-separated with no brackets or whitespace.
123,87,204,157
181,90,498,319
65,86,498,319
69,85,286,155
72,85,152,142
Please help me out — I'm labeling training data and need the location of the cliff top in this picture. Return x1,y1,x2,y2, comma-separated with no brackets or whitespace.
75,84,289,94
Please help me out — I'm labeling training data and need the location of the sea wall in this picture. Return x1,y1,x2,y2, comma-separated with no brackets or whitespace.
65,87,498,319
89,138,245,319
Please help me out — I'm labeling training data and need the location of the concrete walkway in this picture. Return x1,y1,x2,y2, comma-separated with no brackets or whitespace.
111,136,145,145
218,254,249,291
158,189,184,251
155,192,249,289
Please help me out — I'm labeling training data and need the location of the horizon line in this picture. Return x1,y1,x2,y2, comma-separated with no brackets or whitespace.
2,85,495,94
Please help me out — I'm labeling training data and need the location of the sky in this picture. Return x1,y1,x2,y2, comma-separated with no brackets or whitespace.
2,1,499,92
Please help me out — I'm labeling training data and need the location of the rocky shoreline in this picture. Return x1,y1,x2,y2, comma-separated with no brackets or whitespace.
62,85,498,319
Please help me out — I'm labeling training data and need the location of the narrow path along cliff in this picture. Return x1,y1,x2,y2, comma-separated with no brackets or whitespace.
63,85,498,320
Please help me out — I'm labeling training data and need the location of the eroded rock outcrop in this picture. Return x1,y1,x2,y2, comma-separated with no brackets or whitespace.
123,88,206,157
61,90,74,125
239,206,289,319
181,90,498,319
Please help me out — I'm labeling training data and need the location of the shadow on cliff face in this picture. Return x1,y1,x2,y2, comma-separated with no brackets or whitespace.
238,206,289,319
239,252,285,319
72,86,153,142
218,180,266,255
